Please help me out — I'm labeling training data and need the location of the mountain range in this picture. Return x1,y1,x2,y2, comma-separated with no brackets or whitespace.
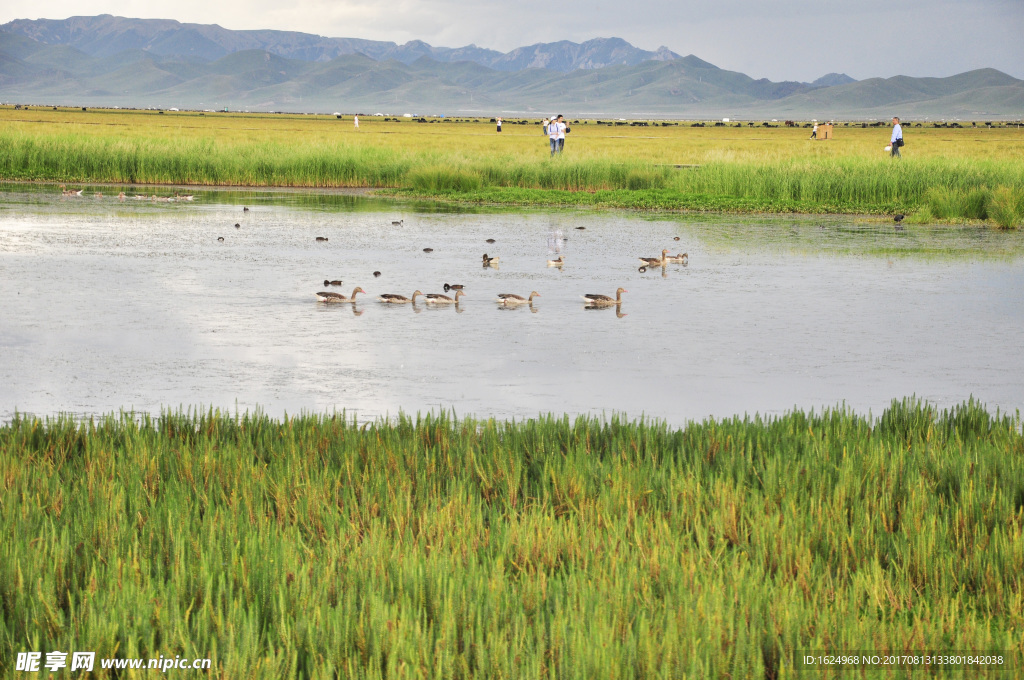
1,15,1021,119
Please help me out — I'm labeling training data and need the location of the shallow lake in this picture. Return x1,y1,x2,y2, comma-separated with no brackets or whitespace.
2,184,1022,426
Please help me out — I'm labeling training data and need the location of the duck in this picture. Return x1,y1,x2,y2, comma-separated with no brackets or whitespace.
94,192,103,198
217,236,225,242
583,288,627,306
234,223,241,229
315,236,329,242
639,249,669,267
391,219,403,226
315,287,364,303
893,214,905,223
575,226,586,230
546,256,564,267
117,192,126,201
424,290,465,304
485,238,496,244
673,236,681,241
423,248,434,253
638,265,647,273
665,252,688,264
324,280,343,286
443,283,464,292
482,253,499,266
496,291,540,305
379,290,422,303
373,271,382,278
243,207,249,212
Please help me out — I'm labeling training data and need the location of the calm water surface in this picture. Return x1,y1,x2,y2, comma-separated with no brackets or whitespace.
2,185,1022,425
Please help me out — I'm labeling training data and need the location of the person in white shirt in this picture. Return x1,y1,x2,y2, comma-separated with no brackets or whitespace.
890,117,903,158
556,115,567,152
549,115,561,156
810,122,818,139
354,115,359,129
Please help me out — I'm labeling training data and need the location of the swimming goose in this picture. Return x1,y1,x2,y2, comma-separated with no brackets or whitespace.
547,256,564,267
324,280,343,286
583,288,627,306
316,237,329,242
379,290,422,303
423,248,433,253
392,220,403,226
665,252,688,264
176,193,194,201
443,283,464,292
639,249,669,266
496,291,540,305
316,287,365,303
425,290,465,304
117,192,126,201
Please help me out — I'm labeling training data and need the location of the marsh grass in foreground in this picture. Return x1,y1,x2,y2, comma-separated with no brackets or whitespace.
1,398,1022,679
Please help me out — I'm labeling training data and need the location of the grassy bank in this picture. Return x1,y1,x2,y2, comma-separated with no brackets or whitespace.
1,108,1023,225
2,399,1022,678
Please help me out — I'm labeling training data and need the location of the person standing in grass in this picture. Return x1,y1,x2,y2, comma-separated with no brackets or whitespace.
557,115,568,153
890,116,903,158
810,121,818,139
496,117,502,132
549,115,561,156
354,115,359,129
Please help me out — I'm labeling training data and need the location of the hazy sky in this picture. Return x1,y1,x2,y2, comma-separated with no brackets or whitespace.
3,0,1022,82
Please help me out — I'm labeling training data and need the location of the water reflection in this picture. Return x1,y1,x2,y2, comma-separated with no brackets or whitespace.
1,185,1023,426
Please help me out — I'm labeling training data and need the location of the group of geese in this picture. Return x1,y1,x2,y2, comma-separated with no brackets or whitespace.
315,239,684,311
58,186,193,201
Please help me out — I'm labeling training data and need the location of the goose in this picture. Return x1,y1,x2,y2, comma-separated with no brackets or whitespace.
423,248,433,253
379,290,422,303
175,193,194,201
424,290,465,304
443,283,464,292
546,256,564,267
324,280,343,286
583,288,627,306
316,287,364,303
575,226,586,230
315,236,329,242
665,252,688,264
391,219,403,226
482,253,499,266
117,192,126,201
94,192,103,198
496,291,540,305
639,249,669,267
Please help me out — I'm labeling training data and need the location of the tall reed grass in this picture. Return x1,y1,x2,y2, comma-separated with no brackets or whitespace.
1,116,1023,220
1,400,1021,678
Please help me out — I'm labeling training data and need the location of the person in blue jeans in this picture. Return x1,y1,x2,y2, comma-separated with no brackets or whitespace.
890,117,903,158
549,115,561,156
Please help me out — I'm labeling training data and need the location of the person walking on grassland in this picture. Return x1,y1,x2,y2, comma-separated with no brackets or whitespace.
810,122,818,139
556,115,568,152
549,115,560,156
496,117,502,133
354,115,359,129
889,116,903,158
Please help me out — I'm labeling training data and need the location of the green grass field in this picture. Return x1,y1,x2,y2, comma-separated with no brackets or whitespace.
1,399,1022,679
1,107,1022,225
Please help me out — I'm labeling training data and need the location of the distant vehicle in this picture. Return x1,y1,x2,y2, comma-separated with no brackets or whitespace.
374,113,384,116
332,112,341,116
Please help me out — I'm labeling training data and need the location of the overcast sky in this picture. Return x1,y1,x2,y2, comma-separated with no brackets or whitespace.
3,0,1022,82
